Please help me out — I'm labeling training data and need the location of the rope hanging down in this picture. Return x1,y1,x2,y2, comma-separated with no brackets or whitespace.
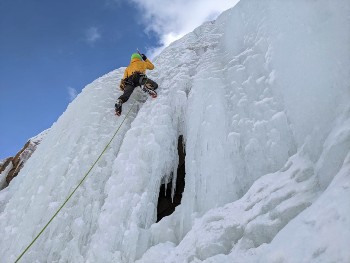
14,100,137,263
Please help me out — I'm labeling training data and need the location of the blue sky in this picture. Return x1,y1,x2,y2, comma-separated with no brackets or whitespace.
0,0,239,159
0,0,159,159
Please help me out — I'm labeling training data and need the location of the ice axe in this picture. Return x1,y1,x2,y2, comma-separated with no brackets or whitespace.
136,48,148,61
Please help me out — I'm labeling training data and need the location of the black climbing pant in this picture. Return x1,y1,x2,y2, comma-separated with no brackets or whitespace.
118,77,158,103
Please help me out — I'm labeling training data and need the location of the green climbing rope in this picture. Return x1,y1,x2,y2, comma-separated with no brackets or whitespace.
14,100,137,263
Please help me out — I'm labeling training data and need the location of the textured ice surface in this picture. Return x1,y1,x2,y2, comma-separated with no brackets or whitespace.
0,0,349,262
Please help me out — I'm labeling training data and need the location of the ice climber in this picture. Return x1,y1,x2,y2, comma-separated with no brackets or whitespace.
115,52,158,116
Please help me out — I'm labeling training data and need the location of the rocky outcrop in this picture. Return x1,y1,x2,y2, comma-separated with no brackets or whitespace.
0,130,49,189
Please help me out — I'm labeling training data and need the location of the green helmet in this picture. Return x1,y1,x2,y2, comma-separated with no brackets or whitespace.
131,53,142,61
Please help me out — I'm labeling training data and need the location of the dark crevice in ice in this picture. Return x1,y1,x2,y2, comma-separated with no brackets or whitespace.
157,135,186,222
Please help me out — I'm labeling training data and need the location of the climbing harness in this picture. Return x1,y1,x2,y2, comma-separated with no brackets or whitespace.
14,100,137,263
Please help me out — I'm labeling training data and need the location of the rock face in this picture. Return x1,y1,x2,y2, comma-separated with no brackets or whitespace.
0,130,48,189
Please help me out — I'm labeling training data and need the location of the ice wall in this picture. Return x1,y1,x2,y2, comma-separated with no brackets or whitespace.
139,0,350,262
0,69,143,262
0,0,349,262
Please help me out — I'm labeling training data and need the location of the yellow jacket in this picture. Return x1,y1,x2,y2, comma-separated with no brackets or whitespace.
122,58,154,80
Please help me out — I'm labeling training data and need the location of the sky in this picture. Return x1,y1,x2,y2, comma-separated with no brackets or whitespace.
0,0,239,159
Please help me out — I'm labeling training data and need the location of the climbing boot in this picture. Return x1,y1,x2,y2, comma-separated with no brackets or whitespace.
142,85,157,98
115,99,123,116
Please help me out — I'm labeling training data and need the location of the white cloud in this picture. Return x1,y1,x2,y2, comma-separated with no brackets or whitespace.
67,87,78,101
130,0,240,57
85,27,101,45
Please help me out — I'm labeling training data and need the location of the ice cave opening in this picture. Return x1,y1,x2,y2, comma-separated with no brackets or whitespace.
157,135,186,222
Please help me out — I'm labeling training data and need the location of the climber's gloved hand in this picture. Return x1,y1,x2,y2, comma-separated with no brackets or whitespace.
141,53,147,61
